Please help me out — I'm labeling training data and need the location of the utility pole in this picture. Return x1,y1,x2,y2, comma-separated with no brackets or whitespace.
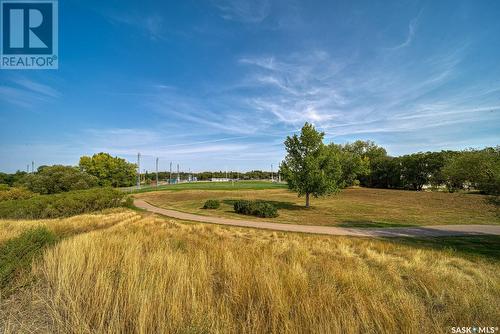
26,164,29,173
169,162,172,184
177,164,180,183
271,164,274,182
155,157,159,188
137,153,141,189
31,161,34,174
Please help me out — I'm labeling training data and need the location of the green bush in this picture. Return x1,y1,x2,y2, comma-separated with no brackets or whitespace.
0,187,36,202
0,188,126,219
0,227,58,293
203,199,220,209
17,165,98,194
233,200,251,214
233,200,278,218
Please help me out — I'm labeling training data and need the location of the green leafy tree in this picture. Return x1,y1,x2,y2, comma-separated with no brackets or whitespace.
17,165,98,194
442,147,500,195
339,140,387,186
330,144,368,187
370,156,403,189
280,123,342,207
79,153,137,187
0,171,28,187
399,153,431,190
324,140,388,188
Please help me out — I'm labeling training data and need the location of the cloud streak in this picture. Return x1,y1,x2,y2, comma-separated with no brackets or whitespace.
0,77,61,109
103,11,167,40
213,0,271,23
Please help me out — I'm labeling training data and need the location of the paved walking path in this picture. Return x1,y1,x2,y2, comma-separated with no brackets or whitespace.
134,199,500,237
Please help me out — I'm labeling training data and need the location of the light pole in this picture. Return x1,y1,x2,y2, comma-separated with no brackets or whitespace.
137,153,141,189
155,157,159,187
169,162,172,184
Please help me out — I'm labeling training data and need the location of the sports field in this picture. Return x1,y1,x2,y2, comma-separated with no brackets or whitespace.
136,186,500,227
126,180,288,193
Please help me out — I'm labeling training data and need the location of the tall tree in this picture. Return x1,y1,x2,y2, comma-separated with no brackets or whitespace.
442,147,500,195
341,140,387,187
280,123,342,207
79,153,137,187
330,144,368,187
17,165,98,194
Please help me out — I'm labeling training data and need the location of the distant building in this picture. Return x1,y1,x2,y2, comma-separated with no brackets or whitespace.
210,178,230,182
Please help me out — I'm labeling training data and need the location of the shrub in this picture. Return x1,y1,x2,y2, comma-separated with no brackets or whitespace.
233,200,278,218
0,188,126,219
0,227,58,294
17,165,98,194
233,200,251,215
123,196,134,208
0,187,36,202
203,199,220,209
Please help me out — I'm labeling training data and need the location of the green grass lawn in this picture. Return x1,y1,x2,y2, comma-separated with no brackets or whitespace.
387,235,500,262
124,181,287,194
136,187,500,227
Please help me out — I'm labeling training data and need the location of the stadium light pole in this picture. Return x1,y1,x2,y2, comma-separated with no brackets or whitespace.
137,153,141,189
155,157,159,188
169,162,172,184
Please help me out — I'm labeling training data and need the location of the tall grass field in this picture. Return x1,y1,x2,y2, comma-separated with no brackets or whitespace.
0,209,499,333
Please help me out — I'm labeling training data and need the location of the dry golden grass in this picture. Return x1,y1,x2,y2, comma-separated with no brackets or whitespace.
137,187,500,227
1,210,493,333
0,208,138,244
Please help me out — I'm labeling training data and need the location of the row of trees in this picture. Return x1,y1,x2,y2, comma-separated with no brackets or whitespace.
281,123,499,207
335,144,499,194
1,128,497,201
0,153,137,194
1,153,280,192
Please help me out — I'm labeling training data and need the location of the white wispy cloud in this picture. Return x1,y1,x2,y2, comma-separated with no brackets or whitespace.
144,86,273,135
83,128,163,148
0,77,61,108
12,77,61,98
104,12,167,40
388,11,422,50
213,0,271,23
236,44,500,143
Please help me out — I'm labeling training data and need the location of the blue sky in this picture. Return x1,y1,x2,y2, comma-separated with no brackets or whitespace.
1,0,499,173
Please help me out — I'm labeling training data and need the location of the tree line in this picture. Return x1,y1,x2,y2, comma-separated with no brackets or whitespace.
1,129,498,200
331,140,499,194
281,123,499,207
0,153,137,194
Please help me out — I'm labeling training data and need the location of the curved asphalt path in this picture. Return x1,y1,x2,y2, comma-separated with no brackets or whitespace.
134,199,500,238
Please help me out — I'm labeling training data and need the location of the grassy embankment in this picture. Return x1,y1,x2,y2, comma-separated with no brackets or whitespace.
137,187,500,227
0,209,499,333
